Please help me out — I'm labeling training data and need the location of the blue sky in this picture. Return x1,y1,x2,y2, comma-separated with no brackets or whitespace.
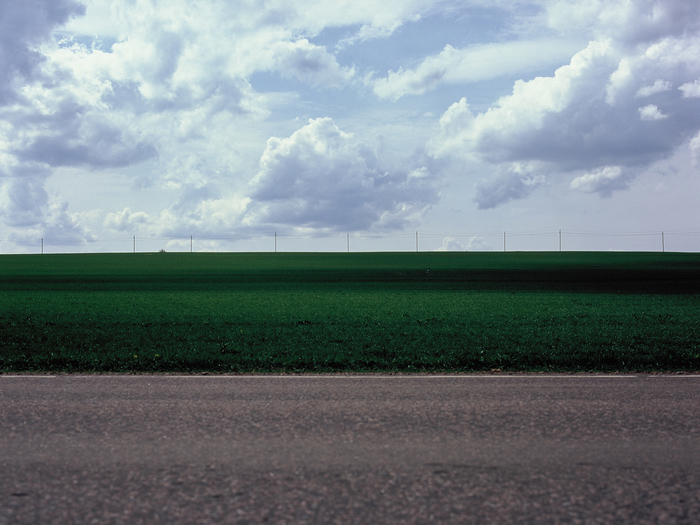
1,0,699,253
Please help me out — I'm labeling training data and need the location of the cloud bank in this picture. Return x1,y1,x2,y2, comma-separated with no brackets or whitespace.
1,0,699,252
430,0,700,208
245,118,438,232
371,38,583,101
143,118,439,237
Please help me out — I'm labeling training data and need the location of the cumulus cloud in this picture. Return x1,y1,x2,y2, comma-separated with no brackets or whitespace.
103,207,149,231
336,19,407,49
638,104,668,120
679,79,700,98
0,0,85,105
636,79,672,97
161,154,209,189
3,0,455,244
18,118,157,168
474,163,547,209
371,39,582,101
0,162,92,242
436,235,491,251
148,193,251,239
142,117,440,239
0,0,103,243
546,0,700,47
0,164,53,228
5,0,699,248
569,166,628,196
269,39,354,87
243,118,439,231
430,0,700,207
430,40,619,164
436,237,465,251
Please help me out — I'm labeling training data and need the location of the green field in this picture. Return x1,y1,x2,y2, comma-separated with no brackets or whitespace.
1,251,699,373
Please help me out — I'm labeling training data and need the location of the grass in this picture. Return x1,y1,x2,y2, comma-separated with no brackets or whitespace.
1,251,699,373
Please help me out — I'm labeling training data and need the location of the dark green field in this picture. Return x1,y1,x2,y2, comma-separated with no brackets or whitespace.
1,252,699,373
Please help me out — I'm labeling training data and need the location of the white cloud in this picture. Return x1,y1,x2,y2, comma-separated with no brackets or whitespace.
0,161,93,241
371,38,584,101
638,104,668,120
2,0,700,251
679,79,700,98
139,117,440,238
430,40,616,163
463,235,492,251
61,0,118,38
436,237,464,251
244,118,439,231
103,207,149,231
569,166,626,195
546,0,700,46
146,193,251,238
161,154,209,189
436,235,491,251
269,39,354,87
474,163,547,209
635,79,672,97
6,0,449,243
336,19,407,49
430,4,700,207
0,164,52,228
0,0,85,105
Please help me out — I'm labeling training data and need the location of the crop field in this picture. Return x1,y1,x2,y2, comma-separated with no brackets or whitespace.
1,251,699,373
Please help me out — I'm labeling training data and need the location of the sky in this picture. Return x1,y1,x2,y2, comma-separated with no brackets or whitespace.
1,0,699,253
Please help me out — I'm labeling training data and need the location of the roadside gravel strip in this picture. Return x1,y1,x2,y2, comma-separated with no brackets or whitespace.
1,375,699,524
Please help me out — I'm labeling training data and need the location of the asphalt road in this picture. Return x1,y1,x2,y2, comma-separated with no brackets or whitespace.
1,374,699,524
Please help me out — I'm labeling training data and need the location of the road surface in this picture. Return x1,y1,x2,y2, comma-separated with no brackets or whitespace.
1,374,699,524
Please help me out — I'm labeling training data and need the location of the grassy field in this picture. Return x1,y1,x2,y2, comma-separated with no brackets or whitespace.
1,251,699,373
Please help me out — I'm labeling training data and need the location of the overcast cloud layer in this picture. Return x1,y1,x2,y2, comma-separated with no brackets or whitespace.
1,0,699,252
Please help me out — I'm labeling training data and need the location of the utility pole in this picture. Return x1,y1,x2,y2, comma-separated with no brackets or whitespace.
416,231,418,252
503,231,506,252
347,233,349,253
274,232,276,253
662,231,665,252
191,235,193,253
559,230,562,252
133,235,135,253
